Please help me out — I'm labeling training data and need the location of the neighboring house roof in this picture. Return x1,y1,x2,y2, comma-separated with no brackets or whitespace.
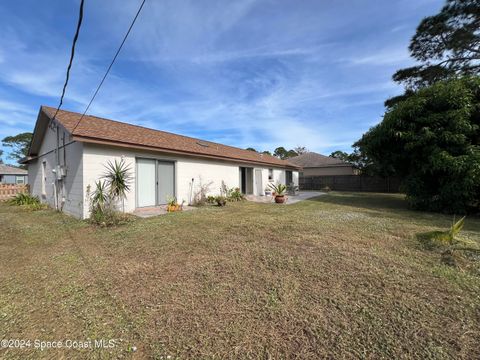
0,164,28,175
25,106,300,169
288,152,352,168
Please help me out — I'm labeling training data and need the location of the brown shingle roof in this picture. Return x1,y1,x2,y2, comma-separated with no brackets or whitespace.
41,106,299,169
288,152,352,168
0,164,28,175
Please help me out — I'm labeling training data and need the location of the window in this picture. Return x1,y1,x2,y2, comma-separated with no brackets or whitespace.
16,176,24,184
42,161,47,195
268,169,273,181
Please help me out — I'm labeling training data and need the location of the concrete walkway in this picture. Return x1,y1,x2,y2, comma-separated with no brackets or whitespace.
246,191,325,204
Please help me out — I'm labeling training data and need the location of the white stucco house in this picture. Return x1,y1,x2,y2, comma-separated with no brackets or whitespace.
21,106,300,219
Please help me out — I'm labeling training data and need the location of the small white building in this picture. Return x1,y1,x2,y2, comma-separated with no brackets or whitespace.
22,106,300,219
0,164,28,185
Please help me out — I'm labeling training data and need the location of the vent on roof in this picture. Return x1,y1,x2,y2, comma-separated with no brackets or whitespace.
196,141,209,147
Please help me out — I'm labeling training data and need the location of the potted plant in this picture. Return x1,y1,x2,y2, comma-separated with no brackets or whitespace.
167,196,183,212
268,183,287,203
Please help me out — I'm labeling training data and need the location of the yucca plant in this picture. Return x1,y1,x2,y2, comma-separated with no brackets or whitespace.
268,183,287,196
102,159,132,212
91,180,109,212
417,216,480,266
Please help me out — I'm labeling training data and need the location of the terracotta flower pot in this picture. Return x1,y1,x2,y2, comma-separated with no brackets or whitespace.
274,195,286,204
167,204,181,212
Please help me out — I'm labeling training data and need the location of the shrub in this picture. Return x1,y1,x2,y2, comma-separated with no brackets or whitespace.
89,159,133,226
9,193,47,211
227,187,245,201
356,77,480,213
220,181,245,202
90,205,131,227
215,196,227,207
207,195,216,204
9,193,39,205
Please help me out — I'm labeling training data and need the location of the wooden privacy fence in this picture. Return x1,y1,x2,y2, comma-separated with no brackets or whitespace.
0,184,29,201
300,175,401,193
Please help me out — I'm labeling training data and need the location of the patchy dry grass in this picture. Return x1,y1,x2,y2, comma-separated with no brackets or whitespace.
0,192,479,359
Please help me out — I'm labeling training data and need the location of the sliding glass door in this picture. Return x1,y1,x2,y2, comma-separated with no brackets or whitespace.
137,158,176,207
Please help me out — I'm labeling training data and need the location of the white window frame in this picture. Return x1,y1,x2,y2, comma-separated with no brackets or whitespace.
16,176,25,184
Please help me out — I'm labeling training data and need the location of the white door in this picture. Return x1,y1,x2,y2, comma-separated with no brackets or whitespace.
255,169,263,196
137,158,156,207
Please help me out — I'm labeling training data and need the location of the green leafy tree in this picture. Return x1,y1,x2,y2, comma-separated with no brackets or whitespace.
274,147,288,159
273,147,300,159
286,149,298,158
294,146,308,155
394,0,480,89
386,0,480,108
356,77,480,213
246,147,257,152
262,150,272,156
393,0,480,90
330,151,350,162
1,132,33,163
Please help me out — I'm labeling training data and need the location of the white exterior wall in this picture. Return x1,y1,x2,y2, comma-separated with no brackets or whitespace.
82,144,242,218
81,143,296,219
28,125,84,218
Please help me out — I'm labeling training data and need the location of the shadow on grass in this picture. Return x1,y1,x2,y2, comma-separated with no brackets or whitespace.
310,192,408,212
308,192,480,233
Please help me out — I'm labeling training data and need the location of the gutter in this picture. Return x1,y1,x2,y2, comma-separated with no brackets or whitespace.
71,135,302,170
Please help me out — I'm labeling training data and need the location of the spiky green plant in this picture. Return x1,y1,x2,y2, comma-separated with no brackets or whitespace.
268,183,287,196
91,180,109,212
103,159,132,212
417,216,480,254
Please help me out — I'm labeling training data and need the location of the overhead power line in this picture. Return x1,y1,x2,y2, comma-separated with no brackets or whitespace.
72,0,147,133
50,0,85,127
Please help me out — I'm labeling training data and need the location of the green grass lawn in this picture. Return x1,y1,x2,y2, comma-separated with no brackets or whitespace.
1,192,479,359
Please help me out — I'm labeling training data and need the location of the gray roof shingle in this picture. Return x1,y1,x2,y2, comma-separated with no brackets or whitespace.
288,152,352,168
0,164,28,175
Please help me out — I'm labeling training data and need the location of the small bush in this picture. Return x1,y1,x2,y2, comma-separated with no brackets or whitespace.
207,195,216,204
215,196,227,207
220,181,245,201
89,205,132,227
9,193,47,211
227,187,245,202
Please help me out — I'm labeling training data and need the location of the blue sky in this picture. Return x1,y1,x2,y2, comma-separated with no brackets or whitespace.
0,0,444,164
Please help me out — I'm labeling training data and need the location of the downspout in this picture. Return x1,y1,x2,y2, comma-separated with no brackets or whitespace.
189,178,194,205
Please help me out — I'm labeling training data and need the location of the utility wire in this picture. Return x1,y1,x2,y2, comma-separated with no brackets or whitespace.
50,0,85,128
72,0,147,133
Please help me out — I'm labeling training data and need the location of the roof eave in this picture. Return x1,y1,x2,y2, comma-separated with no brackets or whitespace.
72,135,302,170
